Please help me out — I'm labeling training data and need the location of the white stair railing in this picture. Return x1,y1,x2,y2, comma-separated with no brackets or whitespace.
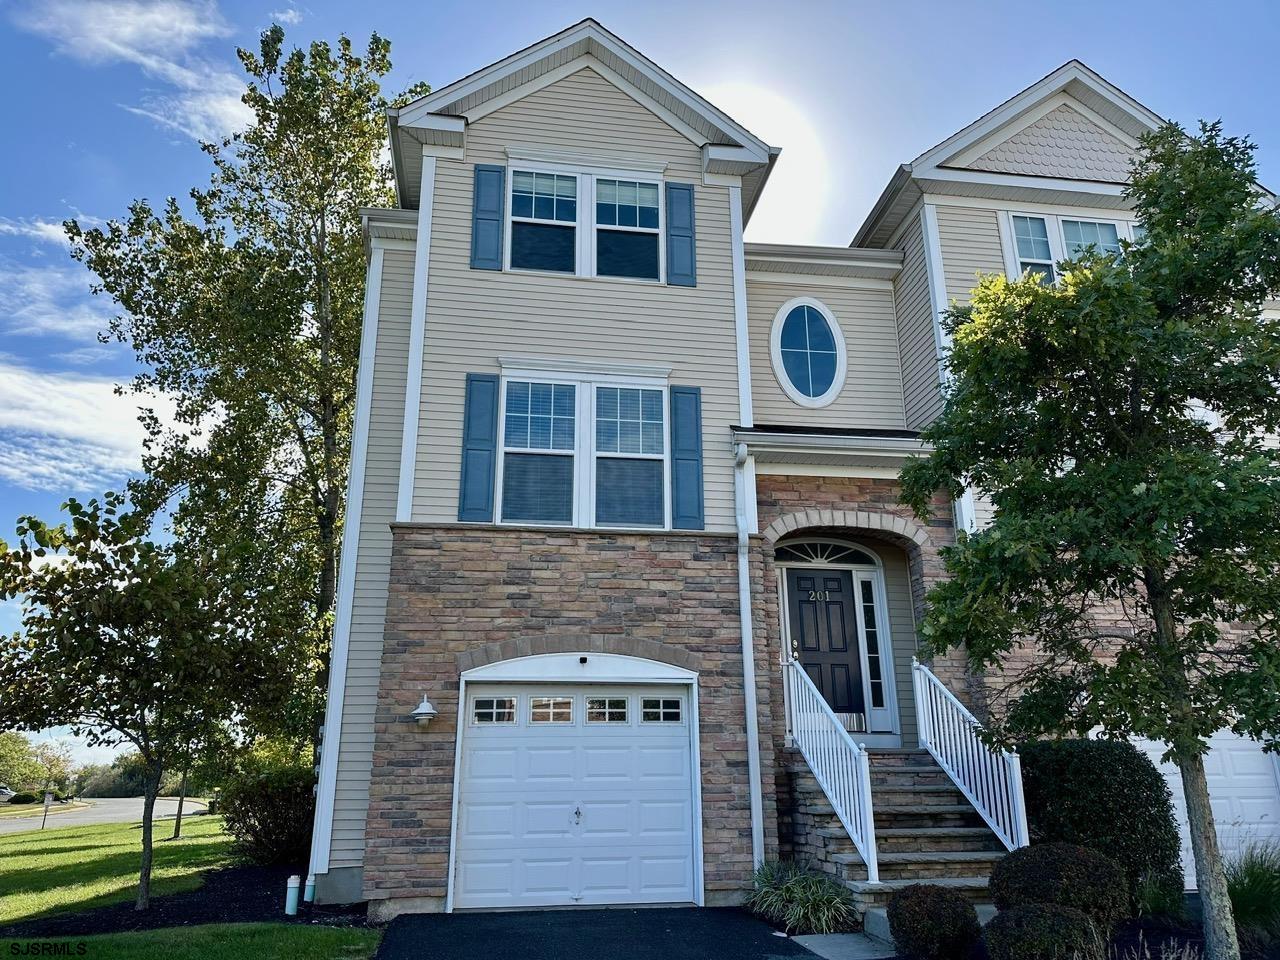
784,660,879,882
912,659,1030,850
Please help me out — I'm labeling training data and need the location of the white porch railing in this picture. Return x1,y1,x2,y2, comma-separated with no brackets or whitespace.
911,659,1030,850
784,660,879,882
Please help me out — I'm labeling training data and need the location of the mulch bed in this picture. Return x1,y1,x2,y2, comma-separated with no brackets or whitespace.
0,864,368,939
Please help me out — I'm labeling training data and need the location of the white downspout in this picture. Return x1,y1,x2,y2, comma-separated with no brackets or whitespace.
734,440,765,869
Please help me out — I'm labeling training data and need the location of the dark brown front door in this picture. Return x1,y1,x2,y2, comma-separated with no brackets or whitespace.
785,568,864,718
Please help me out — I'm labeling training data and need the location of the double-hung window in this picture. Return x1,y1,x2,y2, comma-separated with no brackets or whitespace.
595,179,661,280
497,372,669,529
500,380,577,524
509,172,577,273
1006,213,1142,283
507,166,664,282
594,386,665,526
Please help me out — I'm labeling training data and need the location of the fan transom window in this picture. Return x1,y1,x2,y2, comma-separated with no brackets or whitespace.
775,540,877,566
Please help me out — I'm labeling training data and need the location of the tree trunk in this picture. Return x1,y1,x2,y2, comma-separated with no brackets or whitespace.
1180,752,1240,960
135,763,164,911
170,769,188,840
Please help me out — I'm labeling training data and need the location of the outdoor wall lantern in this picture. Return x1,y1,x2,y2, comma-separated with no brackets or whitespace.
410,695,438,729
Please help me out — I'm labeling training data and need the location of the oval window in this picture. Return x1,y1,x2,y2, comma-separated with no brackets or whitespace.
770,298,846,407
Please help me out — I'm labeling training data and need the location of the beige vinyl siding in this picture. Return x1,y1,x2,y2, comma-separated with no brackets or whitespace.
971,490,997,531
411,66,740,531
328,248,413,867
936,205,1006,304
882,544,920,748
892,213,941,430
745,279,905,430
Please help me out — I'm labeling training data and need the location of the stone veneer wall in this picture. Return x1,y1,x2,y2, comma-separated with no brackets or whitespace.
362,523,782,915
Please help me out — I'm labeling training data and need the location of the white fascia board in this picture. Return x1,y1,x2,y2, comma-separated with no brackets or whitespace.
398,112,466,140
308,244,385,878
395,151,436,521
920,204,950,362
704,143,770,174
922,193,1135,219
919,166,1129,197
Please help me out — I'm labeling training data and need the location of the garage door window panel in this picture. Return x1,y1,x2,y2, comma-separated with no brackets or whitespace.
641,698,683,723
472,697,517,724
530,696,574,723
586,697,629,723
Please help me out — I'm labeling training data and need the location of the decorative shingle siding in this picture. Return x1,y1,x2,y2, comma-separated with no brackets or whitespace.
967,104,1135,182
361,524,783,914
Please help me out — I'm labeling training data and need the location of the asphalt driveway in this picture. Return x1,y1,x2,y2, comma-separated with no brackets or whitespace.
0,796,205,834
376,907,818,960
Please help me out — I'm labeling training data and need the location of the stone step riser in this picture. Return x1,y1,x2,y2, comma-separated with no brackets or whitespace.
846,881,992,911
875,811,988,830
870,773,954,788
875,835,1006,854
870,789,968,807
875,860,1005,881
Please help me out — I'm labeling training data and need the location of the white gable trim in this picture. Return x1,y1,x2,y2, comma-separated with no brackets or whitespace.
913,61,1162,177
398,19,768,159
945,91,1140,171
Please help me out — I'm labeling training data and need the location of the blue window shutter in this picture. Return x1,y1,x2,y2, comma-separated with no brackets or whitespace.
470,165,505,270
665,183,696,287
457,373,499,521
669,386,704,529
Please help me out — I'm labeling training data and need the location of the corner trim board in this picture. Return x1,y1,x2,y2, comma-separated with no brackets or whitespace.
729,185,754,427
307,243,385,879
396,152,437,521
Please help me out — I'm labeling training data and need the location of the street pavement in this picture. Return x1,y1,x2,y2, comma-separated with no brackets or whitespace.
0,796,207,835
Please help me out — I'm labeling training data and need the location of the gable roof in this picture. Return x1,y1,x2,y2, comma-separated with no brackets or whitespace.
852,60,1167,248
389,19,779,219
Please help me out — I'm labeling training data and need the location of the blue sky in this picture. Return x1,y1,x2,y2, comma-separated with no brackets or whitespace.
1,0,1278,762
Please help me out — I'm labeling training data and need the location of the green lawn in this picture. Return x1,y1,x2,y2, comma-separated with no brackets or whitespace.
4,923,380,959
0,816,234,924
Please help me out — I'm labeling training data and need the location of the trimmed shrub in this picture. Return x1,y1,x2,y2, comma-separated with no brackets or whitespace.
218,752,315,866
984,903,1103,960
886,883,982,960
7,792,38,804
989,842,1128,932
1020,739,1182,905
745,861,855,935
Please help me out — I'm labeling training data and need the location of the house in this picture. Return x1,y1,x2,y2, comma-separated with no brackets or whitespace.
307,19,1280,916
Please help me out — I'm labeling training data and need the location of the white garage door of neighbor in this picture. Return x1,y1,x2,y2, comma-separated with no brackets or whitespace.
452,683,697,910
1134,730,1280,889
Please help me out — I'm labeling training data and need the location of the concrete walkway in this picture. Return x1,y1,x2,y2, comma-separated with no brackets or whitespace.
0,797,206,834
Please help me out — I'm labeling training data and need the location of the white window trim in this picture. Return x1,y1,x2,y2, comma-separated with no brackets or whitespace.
503,159,666,284
768,296,848,409
469,694,518,726
494,367,673,532
999,211,1141,280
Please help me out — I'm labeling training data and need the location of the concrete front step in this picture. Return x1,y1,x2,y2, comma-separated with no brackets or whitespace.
844,875,992,910
864,749,932,768
863,903,998,947
875,826,1007,853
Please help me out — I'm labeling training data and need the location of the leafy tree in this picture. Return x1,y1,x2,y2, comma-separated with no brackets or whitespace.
65,27,423,740
32,740,73,793
0,731,39,788
901,121,1280,960
0,494,300,909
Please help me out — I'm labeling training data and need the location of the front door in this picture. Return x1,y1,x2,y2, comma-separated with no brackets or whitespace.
785,568,866,729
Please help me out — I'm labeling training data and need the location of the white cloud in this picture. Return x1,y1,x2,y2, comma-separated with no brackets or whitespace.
270,7,303,25
697,82,832,244
12,0,252,142
0,260,113,340
0,218,70,247
31,729,130,768
0,359,171,492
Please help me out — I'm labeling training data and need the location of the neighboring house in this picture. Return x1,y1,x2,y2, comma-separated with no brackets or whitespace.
308,19,1280,915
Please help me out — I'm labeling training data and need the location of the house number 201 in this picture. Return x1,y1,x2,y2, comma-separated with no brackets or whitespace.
807,590,831,601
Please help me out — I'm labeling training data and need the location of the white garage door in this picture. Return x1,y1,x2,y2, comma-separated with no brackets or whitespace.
1134,731,1280,889
453,683,697,909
